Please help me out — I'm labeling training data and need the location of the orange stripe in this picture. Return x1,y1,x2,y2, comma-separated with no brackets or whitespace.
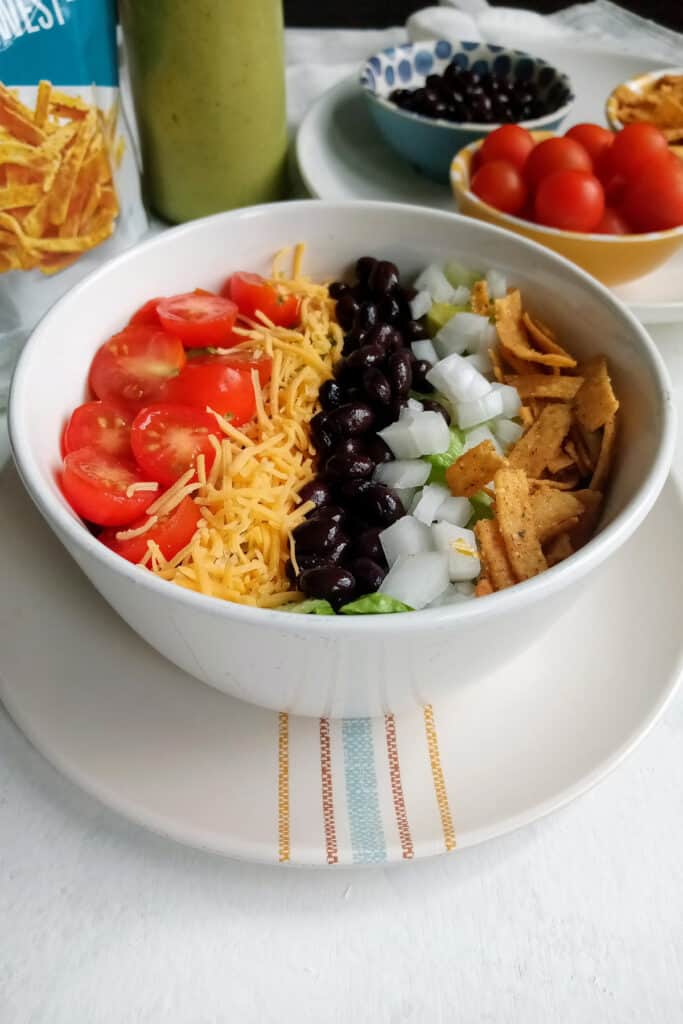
319,718,338,864
384,714,414,860
423,704,456,852
277,711,290,863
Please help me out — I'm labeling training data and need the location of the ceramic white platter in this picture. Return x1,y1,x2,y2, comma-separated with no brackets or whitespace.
1,462,681,866
296,46,683,325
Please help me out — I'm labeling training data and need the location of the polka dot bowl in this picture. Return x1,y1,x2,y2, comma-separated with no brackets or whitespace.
360,40,574,183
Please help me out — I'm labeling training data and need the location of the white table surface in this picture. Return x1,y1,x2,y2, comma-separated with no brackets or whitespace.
2,21,683,1018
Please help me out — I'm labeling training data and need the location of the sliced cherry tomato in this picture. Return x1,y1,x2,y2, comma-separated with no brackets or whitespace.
622,156,683,232
63,400,133,458
129,297,163,327
524,137,592,191
225,272,300,328
471,160,527,215
534,170,605,232
479,125,535,172
100,495,199,564
161,353,265,424
89,325,186,413
190,348,272,383
156,292,238,348
565,124,613,168
130,403,218,488
608,122,669,182
62,447,155,527
594,207,631,235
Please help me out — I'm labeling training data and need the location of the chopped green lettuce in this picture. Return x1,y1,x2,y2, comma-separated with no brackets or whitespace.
467,490,495,529
423,426,465,483
280,598,335,615
444,260,481,289
425,302,470,337
339,594,413,615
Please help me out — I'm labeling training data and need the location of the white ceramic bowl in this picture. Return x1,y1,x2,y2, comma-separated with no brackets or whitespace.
9,201,675,718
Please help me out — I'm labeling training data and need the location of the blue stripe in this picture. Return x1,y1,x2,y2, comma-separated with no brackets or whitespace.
342,719,386,864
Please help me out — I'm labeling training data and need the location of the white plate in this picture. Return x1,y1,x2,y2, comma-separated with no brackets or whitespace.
296,46,682,325
2,462,681,865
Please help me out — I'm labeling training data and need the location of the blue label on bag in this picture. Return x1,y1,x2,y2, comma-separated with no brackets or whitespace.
0,0,118,86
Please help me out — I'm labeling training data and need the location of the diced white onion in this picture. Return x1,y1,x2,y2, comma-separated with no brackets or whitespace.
432,522,481,581
374,459,431,489
395,487,418,511
490,382,522,418
412,483,451,524
379,552,450,610
411,338,438,365
455,581,476,596
467,320,498,355
379,420,422,459
426,352,491,405
407,397,424,412
451,285,471,305
434,312,491,359
427,585,471,608
486,268,507,300
414,265,458,304
406,410,451,456
409,290,432,321
436,495,471,527
465,350,492,374
493,417,524,448
380,515,434,567
454,389,504,430
463,424,503,455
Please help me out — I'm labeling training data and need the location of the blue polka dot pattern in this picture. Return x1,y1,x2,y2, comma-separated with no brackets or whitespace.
488,44,503,53
461,40,479,52
472,59,489,77
435,40,452,59
415,50,434,75
453,52,469,69
398,59,412,83
385,65,394,87
369,56,381,75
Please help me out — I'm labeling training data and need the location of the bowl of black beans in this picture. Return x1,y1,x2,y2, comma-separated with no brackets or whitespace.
360,39,574,183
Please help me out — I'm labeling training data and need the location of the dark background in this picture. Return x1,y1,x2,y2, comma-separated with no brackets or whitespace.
284,0,683,33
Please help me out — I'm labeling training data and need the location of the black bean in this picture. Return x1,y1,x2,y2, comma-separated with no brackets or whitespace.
355,302,379,332
292,514,344,555
353,526,386,564
378,295,402,324
387,350,413,397
421,399,451,424
335,293,360,331
314,504,347,525
388,396,408,424
335,477,373,505
369,260,400,296
362,366,392,406
361,484,404,526
385,327,406,351
298,479,333,509
310,410,335,455
364,433,394,465
319,378,346,410
325,452,375,480
355,256,377,285
300,566,356,608
367,323,396,352
334,436,366,458
327,402,375,436
346,322,370,348
349,557,386,594
345,343,386,373
293,537,351,577
404,319,428,342
412,359,435,392
329,281,350,300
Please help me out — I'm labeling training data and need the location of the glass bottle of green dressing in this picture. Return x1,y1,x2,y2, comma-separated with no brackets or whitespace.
120,0,288,223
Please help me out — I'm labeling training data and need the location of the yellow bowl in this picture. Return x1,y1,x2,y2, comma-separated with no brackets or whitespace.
449,130,683,286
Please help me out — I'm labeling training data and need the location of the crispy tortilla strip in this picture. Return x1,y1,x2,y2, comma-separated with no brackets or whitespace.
519,405,534,428
475,577,494,597
0,85,45,146
48,109,97,226
0,143,51,173
445,440,506,497
0,185,42,211
475,519,516,590
506,373,584,400
49,91,90,119
471,279,490,316
38,252,81,275
521,311,578,363
590,415,617,491
545,532,573,567
547,451,575,474
529,487,585,543
496,291,577,368
507,403,572,478
575,356,619,431
489,346,505,383
569,489,603,548
495,466,547,581
34,81,52,129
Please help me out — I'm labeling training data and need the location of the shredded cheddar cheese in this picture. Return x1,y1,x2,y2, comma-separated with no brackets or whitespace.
145,247,342,607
